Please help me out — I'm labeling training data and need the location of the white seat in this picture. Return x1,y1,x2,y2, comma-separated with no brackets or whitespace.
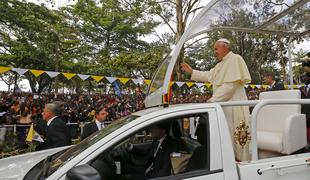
257,90,307,158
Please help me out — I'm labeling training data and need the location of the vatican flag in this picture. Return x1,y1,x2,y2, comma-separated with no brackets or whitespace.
26,124,44,142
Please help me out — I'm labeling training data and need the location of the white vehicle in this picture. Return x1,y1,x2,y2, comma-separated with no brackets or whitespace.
1,0,310,179
0,94,309,180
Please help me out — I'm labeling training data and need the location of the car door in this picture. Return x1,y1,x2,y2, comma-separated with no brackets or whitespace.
48,105,225,180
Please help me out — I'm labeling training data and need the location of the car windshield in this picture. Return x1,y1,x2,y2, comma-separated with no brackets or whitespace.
47,115,139,176
147,55,171,95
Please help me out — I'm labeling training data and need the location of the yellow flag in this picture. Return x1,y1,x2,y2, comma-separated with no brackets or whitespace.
63,73,76,80
30,69,45,77
250,84,256,89
0,66,11,74
26,124,35,142
206,83,212,88
144,79,151,85
91,75,104,82
185,82,194,88
26,124,44,142
118,77,130,84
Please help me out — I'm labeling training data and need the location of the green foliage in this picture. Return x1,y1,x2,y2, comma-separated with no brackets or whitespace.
0,0,168,94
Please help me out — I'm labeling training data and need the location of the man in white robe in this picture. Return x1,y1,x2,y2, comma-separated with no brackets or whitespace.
182,38,252,161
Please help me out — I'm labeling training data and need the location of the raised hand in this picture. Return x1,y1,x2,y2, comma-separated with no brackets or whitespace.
181,63,193,74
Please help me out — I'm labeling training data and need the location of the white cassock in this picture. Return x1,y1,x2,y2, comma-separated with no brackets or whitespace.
191,51,252,161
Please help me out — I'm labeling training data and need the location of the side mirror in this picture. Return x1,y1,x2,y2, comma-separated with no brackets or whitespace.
66,164,101,180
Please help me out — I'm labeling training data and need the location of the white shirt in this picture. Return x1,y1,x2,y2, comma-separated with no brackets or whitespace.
270,81,276,88
154,135,167,157
47,116,58,126
95,120,105,130
305,84,310,93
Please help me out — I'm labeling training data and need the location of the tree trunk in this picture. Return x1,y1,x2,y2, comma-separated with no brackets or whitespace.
176,0,185,81
13,72,18,93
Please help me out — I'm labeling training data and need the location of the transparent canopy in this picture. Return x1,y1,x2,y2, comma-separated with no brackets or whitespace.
145,0,310,108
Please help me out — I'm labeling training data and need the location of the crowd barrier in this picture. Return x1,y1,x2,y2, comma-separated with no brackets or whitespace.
0,121,112,140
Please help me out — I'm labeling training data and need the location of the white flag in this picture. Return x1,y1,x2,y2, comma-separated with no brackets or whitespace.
12,68,28,75
106,77,117,83
132,78,143,85
32,131,44,142
175,81,185,87
78,74,90,80
195,83,204,88
45,71,60,78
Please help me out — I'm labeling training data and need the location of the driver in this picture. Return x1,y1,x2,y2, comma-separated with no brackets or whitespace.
127,122,176,179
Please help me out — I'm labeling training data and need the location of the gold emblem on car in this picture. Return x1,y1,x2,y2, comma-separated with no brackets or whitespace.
234,120,251,148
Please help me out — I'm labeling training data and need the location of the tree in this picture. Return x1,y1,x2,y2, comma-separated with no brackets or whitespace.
145,0,204,80
0,0,84,94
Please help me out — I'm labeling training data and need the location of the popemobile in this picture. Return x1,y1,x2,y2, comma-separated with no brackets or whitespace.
0,0,310,179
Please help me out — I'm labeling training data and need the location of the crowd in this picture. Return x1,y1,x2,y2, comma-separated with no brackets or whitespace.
0,91,145,152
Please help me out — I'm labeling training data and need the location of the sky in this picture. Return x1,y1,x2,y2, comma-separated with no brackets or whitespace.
0,0,309,91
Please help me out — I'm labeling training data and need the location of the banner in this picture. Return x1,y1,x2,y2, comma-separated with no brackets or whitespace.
45,71,59,78
62,73,76,80
132,78,143,85
175,81,185,87
144,79,151,85
30,69,45,77
196,82,205,88
77,74,90,80
12,68,27,75
0,67,11,74
106,77,117,83
91,75,104,82
118,77,130,84
0,66,306,89
185,82,194,88
113,81,122,98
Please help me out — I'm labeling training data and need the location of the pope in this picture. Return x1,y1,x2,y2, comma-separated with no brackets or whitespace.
182,38,252,161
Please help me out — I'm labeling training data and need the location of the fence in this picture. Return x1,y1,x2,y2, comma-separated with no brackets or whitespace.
0,121,112,141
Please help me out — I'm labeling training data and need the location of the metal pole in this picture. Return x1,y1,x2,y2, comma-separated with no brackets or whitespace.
288,37,293,89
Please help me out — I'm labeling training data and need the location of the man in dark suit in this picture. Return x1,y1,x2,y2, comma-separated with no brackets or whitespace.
81,106,108,140
37,103,70,150
300,73,310,144
127,122,176,179
263,72,285,91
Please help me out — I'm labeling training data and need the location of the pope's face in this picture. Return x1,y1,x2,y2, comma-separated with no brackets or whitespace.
213,42,228,60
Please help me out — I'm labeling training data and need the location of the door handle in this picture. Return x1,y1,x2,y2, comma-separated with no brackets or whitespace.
257,160,310,175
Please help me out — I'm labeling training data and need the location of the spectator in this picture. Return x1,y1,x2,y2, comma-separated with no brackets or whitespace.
36,103,71,150
300,73,310,144
81,106,108,140
263,72,285,91
16,103,32,148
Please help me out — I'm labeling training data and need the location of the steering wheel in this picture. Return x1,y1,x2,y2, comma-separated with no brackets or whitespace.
91,152,116,179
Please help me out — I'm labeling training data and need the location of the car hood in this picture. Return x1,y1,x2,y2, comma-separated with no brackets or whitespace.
0,146,70,180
